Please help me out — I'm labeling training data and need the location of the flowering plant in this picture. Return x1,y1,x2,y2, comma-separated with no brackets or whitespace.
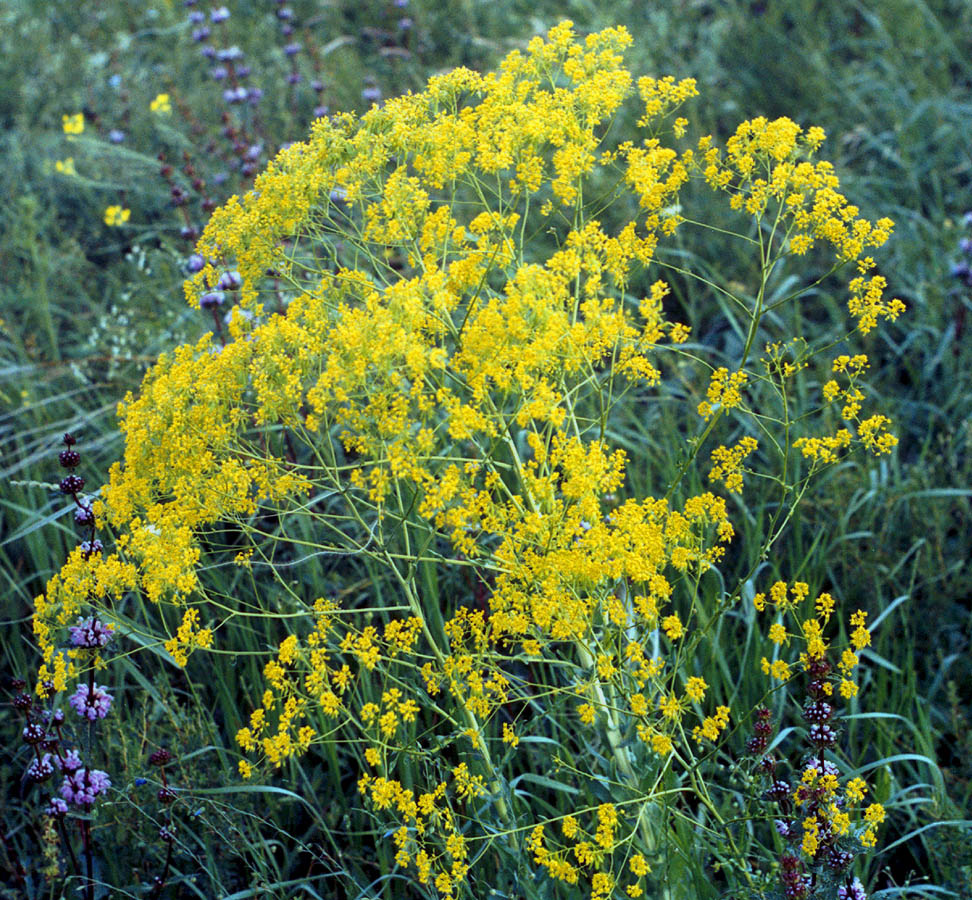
31,21,903,898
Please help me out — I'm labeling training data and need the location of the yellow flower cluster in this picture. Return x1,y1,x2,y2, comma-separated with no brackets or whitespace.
709,436,759,494
150,92,171,114
163,606,212,667
753,580,885,854
528,804,650,896
356,772,470,895
104,205,131,227
62,113,84,135
31,20,903,895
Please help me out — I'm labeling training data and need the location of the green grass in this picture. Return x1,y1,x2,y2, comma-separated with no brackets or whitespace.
2,1,970,898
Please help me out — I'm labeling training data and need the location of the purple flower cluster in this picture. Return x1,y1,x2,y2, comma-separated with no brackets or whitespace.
26,753,56,783
60,767,111,807
838,877,867,900
746,651,867,899
69,616,114,649
68,682,114,721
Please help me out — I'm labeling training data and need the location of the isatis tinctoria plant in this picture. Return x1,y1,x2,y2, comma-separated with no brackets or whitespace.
32,21,903,899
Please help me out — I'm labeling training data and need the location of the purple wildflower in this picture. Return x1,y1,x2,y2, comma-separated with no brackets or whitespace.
60,768,111,807
68,682,113,721
74,504,95,526
69,616,114,650
26,753,56,782
60,749,83,773
79,539,103,559
217,45,243,62
22,723,45,745
838,878,867,900
60,474,84,495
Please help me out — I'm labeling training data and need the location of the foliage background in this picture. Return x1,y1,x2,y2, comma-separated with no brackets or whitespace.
1,0,970,896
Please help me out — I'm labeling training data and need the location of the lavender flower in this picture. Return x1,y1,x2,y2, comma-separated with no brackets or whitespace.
217,270,242,291
68,682,113,721
223,86,249,104
60,749,83,773
60,474,84,495
47,797,69,817
26,753,56,782
22,723,44,744
210,6,230,22
60,768,111,807
79,539,103,559
217,45,243,62
200,290,226,310
69,616,114,650
76,505,95,528
838,878,867,900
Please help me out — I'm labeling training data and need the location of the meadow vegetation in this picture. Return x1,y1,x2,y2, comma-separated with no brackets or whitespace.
1,1,970,898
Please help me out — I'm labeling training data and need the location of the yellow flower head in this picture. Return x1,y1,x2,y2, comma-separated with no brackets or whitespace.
104,205,131,227
150,93,172,114
62,113,84,135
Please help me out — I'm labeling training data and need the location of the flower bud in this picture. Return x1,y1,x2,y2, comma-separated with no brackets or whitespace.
60,474,84,495
149,748,173,766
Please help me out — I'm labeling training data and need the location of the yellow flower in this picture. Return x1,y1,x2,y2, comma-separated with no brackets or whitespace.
150,93,172,114
662,613,683,640
104,205,131,227
845,777,868,803
684,676,707,703
54,158,76,175
62,113,84,135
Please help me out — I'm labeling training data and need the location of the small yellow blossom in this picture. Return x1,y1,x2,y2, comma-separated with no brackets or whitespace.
62,113,84,135
150,93,172,114
104,205,131,227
